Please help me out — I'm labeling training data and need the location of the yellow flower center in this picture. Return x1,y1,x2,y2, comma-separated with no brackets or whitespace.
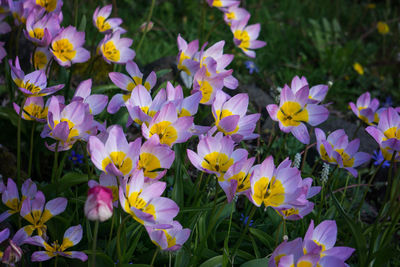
276,101,309,127
52,39,76,63
149,121,178,146
23,103,48,120
101,151,133,176
228,172,251,192
198,80,213,104
29,28,45,40
215,109,239,135
138,152,162,179
125,191,157,224
34,50,48,70
383,127,400,140
36,0,57,12
101,40,120,62
96,16,111,32
201,152,234,179
234,30,251,51
334,148,355,167
252,177,285,207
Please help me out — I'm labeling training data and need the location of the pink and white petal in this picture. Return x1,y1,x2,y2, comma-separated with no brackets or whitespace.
223,75,238,90
280,85,295,106
218,115,240,133
42,197,68,222
365,126,384,144
312,220,337,249
108,72,133,91
21,179,37,199
74,79,92,99
140,182,166,202
245,24,261,40
224,93,248,116
149,197,179,223
266,104,279,121
306,104,329,126
72,47,90,64
62,225,83,248
187,149,205,171
0,210,14,223
291,123,310,144
31,251,53,262
145,71,157,90
356,92,370,108
86,94,108,115
126,61,143,79
345,139,360,156
309,84,328,103
174,116,194,143
295,86,310,107
88,136,107,171
352,152,371,167
64,251,88,262
249,40,266,49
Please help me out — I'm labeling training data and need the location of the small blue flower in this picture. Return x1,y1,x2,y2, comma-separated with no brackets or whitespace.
69,150,83,165
244,61,259,74
372,150,390,168
239,213,254,227
383,97,393,107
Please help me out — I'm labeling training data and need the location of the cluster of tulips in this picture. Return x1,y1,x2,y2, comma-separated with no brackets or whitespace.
0,0,399,266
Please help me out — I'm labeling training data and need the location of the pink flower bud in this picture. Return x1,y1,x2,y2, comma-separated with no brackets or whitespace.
2,240,23,265
84,186,113,222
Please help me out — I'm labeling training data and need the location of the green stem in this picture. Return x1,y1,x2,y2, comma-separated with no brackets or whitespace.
117,216,131,265
108,213,115,244
340,174,351,205
91,221,99,267
64,66,74,101
355,160,385,215
82,142,92,180
15,25,22,58
198,0,207,43
28,121,36,177
136,0,156,54
17,97,27,187
74,0,79,27
232,205,257,257
351,122,362,140
54,255,58,267
300,143,309,172
150,247,159,267
51,141,60,184
32,46,37,70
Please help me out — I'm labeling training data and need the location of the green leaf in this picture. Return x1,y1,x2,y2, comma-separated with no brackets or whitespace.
330,189,367,266
91,84,120,93
156,68,172,78
199,255,223,267
78,15,87,32
42,172,88,194
240,258,269,267
249,228,274,249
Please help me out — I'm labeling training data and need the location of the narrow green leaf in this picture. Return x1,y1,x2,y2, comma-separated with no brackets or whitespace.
240,258,269,267
199,255,223,267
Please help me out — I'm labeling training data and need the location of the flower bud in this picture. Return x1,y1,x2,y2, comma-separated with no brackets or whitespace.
2,240,23,265
84,186,113,222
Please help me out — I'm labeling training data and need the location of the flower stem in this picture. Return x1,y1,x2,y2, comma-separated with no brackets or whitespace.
136,0,156,54
232,205,257,257
51,141,60,184
28,121,36,177
91,220,99,267
355,159,384,215
117,216,130,265
150,247,159,267
64,66,74,101
54,255,58,267
17,97,27,187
